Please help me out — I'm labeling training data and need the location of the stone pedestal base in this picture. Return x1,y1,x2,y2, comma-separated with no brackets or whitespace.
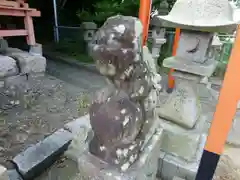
158,135,206,180
76,129,163,180
158,115,207,162
6,51,46,74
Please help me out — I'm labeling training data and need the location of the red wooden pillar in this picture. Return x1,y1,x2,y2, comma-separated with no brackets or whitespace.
139,0,151,46
167,28,180,93
196,25,240,179
24,12,36,46
23,1,36,45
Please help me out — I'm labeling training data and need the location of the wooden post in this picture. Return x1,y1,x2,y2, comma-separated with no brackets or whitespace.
196,25,240,180
167,28,180,93
24,11,36,45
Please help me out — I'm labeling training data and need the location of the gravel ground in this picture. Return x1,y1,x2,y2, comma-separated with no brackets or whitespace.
0,74,98,168
214,155,240,180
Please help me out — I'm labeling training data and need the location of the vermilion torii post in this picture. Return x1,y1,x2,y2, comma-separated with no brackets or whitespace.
138,0,151,45
196,25,240,179
167,28,180,93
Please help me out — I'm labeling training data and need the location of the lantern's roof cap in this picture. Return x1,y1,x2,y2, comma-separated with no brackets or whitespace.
153,0,238,33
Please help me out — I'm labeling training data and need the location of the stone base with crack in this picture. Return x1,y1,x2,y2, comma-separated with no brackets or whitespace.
74,128,163,180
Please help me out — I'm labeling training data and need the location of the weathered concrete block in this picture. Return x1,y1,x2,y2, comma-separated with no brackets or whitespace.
6,52,46,74
158,135,206,180
163,56,218,77
76,129,163,180
7,170,22,180
0,165,8,180
0,55,18,78
12,129,73,180
29,43,42,56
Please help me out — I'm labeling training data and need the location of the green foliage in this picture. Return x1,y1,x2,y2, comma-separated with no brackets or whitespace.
77,0,174,24
77,0,139,23
230,0,240,7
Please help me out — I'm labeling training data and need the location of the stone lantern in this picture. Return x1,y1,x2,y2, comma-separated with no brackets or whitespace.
152,0,237,179
81,22,97,44
150,0,169,67
151,27,166,66
158,0,169,16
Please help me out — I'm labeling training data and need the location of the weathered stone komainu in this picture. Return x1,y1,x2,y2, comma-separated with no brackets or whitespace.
88,15,160,171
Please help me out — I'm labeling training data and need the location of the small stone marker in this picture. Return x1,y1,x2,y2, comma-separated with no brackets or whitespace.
12,129,73,180
0,165,8,180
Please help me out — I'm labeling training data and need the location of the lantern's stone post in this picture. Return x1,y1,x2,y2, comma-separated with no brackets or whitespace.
151,27,166,64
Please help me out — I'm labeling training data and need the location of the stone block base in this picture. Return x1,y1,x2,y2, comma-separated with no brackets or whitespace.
158,115,207,162
158,135,206,180
7,51,46,74
76,129,163,180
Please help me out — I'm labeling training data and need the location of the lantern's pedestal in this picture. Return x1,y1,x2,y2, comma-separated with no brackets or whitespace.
75,129,163,180
163,57,218,77
156,81,208,180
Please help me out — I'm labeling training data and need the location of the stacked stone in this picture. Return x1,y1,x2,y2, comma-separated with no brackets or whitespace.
0,38,46,113
0,38,46,89
151,0,238,179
